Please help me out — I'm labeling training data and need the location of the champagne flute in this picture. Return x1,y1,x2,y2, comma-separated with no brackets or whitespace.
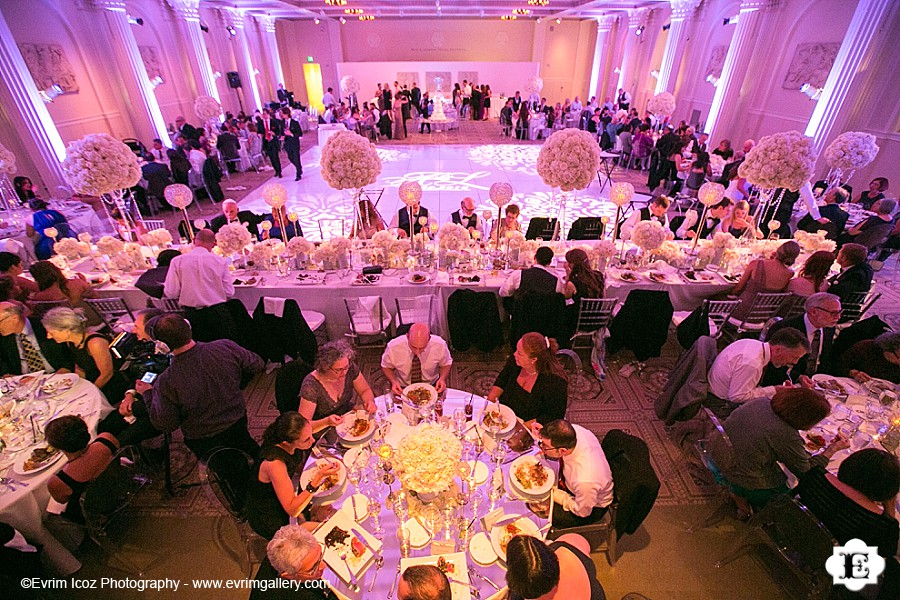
348,465,362,496
367,496,384,539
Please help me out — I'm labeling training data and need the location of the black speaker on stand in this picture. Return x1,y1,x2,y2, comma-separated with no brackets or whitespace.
226,71,243,112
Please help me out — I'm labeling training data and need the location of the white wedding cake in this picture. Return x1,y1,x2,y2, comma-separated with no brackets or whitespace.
430,91,448,122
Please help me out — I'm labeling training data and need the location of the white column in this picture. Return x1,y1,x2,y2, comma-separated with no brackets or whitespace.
0,6,67,188
259,16,285,93
616,9,646,92
656,0,701,94
705,0,770,143
226,9,262,112
588,17,615,101
805,0,894,153
167,0,219,100
95,0,169,142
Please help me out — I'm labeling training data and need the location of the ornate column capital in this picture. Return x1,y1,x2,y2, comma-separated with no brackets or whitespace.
597,15,617,33
92,0,127,12
166,0,201,22
258,16,277,34
223,8,245,30
739,0,776,12
628,8,652,29
669,0,701,21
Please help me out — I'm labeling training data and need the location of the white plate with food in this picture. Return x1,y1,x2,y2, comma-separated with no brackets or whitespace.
617,271,641,283
400,552,470,600
811,375,858,397
14,445,65,476
403,383,438,409
456,274,482,285
232,276,260,287
863,378,898,396
508,455,555,497
351,273,381,286
38,373,80,398
481,403,516,437
335,413,375,445
647,271,672,284
490,515,539,563
315,509,382,584
681,270,716,283
407,272,431,285
295,273,325,285
469,531,498,566
299,458,347,500
342,445,371,469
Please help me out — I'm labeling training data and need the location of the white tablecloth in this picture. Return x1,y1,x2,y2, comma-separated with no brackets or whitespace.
318,123,348,147
0,376,112,575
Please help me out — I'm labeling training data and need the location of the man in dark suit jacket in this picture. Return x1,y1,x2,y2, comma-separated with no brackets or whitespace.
140,154,172,209
134,249,181,299
397,201,430,237
0,302,73,376
828,243,874,304
280,107,303,181
209,199,265,239
256,108,284,177
216,126,241,173
796,188,850,241
174,116,201,141
760,292,842,386
450,197,480,234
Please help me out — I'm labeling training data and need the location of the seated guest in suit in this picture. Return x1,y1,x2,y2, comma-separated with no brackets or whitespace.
838,198,896,248
250,524,338,600
828,243,874,304
261,205,303,241
499,246,565,300
487,333,568,426
796,187,849,240
167,148,191,186
398,565,452,600
0,301,73,375
299,341,376,435
450,197,481,235
841,332,900,384
677,197,732,240
531,419,614,528
140,153,171,214
797,448,900,600
209,199,265,239
787,251,835,297
134,249,181,299
709,388,847,511
0,251,38,303
215,125,241,173
760,293,841,386
505,534,607,600
395,198,430,238
620,195,671,240
247,412,338,540
381,323,452,396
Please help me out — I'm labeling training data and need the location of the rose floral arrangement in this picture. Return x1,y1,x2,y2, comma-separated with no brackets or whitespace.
388,238,411,261
506,231,527,251
194,95,222,122
53,238,91,261
124,242,147,270
653,240,686,265
709,154,726,178
437,223,470,251
738,130,817,192
285,236,313,257
0,141,16,175
215,223,253,256
394,424,462,496
536,129,601,191
631,220,666,252
141,229,173,248
250,239,285,265
340,75,360,96
712,231,737,249
646,92,676,116
320,131,382,191
61,134,142,196
524,75,544,94
824,132,879,171
370,230,396,253
748,239,782,257
96,236,125,257
311,236,352,266
794,230,836,254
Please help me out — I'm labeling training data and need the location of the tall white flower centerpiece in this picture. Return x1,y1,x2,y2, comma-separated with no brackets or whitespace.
738,130,817,232
537,129,601,241
0,141,17,210
646,92,676,124
692,181,726,251
61,133,142,240
393,424,462,504
215,222,253,266
163,183,195,241
261,183,289,244
489,181,514,250
631,220,666,264
195,95,223,141
823,132,879,193
398,180,423,249
340,75,360,107
320,130,382,239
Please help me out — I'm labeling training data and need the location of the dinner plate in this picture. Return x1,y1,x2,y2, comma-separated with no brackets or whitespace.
465,460,490,486
480,403,516,437
616,271,641,283
340,493,369,521
335,414,375,446
351,273,381,286
508,455,556,497
299,458,347,500
342,445,370,469
407,272,431,285
469,532,497,566
400,552,470,600
811,374,858,397
232,276,260,287
489,515,539,562
456,274,482,285
14,445,66,476
681,270,716,283
402,517,431,548
403,383,438,410
314,509,382,584
294,273,325,285
38,373,80,398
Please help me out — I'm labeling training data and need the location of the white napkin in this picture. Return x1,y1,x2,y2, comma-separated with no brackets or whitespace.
263,296,287,318
434,271,450,285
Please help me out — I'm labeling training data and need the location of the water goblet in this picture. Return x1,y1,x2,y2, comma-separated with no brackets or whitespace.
832,404,851,422
348,465,362,496
493,440,508,465
422,505,442,538
367,496,385,539
398,525,412,559
469,489,485,519
866,400,885,423
441,504,457,541
838,421,859,440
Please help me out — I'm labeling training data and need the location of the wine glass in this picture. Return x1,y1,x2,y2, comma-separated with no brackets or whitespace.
347,465,362,496
493,439,508,465
367,496,384,539
469,489,485,519
422,505,441,538
398,525,412,559
441,503,457,541
453,409,467,438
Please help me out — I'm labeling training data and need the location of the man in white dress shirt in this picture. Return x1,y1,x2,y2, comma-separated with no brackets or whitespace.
707,327,810,415
534,419,614,528
163,229,233,310
381,323,452,396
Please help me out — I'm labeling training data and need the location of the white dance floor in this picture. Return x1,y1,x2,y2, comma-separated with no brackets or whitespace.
233,143,650,241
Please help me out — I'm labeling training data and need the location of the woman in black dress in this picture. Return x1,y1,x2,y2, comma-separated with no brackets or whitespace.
247,412,339,540
562,248,605,338
487,332,568,426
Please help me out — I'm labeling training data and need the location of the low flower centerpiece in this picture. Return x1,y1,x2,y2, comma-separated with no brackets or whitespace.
285,236,313,268
537,129,601,240
437,222,470,268
631,220,667,265
823,131,879,193
319,131,382,239
215,222,253,267
794,230,836,254
61,133,142,240
141,228,173,255
393,424,462,504
311,236,352,270
250,238,286,270
369,229,397,266
589,239,617,271
53,238,91,262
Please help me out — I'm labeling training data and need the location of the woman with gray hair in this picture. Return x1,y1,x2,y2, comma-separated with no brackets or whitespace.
842,331,900,384
298,340,376,434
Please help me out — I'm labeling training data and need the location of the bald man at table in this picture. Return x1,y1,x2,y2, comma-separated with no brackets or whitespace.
381,323,452,397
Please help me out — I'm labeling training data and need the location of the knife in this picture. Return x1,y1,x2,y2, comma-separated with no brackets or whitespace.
350,526,378,556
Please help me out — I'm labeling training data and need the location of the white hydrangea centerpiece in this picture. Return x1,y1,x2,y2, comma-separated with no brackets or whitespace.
631,220,667,252
194,95,223,122
737,130,818,192
393,424,462,496
536,129,601,192
320,131,382,191
0,141,16,176
824,132,879,171
61,134,141,197
340,75,361,96
215,222,253,256
646,92,676,117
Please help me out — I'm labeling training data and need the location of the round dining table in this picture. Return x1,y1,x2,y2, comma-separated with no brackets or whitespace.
0,374,113,575
304,388,555,600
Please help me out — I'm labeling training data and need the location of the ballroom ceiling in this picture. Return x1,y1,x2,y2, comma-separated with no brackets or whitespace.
204,0,669,21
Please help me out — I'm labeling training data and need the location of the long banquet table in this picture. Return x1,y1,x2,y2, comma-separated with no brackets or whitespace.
308,389,549,600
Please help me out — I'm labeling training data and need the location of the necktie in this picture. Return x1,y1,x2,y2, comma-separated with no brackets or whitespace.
557,455,568,493
808,329,822,373
19,334,45,373
409,353,423,385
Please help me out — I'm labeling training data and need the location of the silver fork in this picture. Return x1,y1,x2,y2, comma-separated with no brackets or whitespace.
469,566,501,591
447,576,481,598
387,562,402,599
368,554,384,592
339,552,360,592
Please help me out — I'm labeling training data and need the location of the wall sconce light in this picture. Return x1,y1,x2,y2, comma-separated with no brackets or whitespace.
501,15,517,20
150,76,164,89
200,23,209,33
127,15,144,26
344,8,362,14
358,15,374,20
662,23,671,31
253,69,260,76
314,18,320,24
705,74,720,86
39,84,64,103
213,71,222,80
800,83,823,100
650,70,660,80
555,18,561,24
723,15,739,26
536,17,542,23
339,17,346,24
226,25,237,36
613,67,621,74
635,25,644,36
